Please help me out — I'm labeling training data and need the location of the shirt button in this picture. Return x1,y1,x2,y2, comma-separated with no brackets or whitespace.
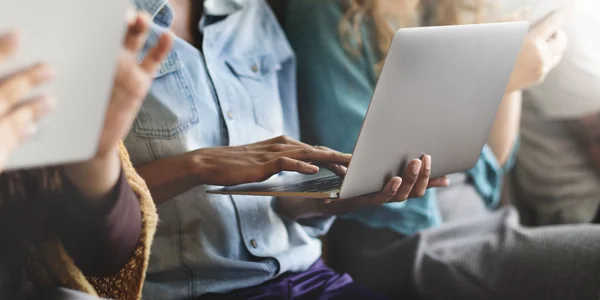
251,64,259,73
227,111,234,119
250,239,258,248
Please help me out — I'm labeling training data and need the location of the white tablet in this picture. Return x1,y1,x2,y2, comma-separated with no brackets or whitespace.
0,0,129,169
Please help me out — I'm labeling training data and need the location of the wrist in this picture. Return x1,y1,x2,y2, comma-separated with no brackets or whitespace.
181,149,223,186
63,150,121,201
183,149,211,186
505,81,520,95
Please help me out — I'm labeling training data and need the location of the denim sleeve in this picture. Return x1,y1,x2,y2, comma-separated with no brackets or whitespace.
468,139,520,209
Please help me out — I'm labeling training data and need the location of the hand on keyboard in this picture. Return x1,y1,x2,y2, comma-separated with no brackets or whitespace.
188,136,351,187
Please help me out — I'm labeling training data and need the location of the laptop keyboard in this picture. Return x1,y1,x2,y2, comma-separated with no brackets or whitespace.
266,175,343,193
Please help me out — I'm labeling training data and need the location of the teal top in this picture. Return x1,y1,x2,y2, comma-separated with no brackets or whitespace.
285,0,517,235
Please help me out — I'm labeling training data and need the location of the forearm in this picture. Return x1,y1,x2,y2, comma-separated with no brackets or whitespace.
56,169,142,276
135,153,200,206
62,150,121,204
487,91,522,167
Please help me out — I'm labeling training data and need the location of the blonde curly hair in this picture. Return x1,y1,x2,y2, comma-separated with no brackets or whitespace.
339,0,486,73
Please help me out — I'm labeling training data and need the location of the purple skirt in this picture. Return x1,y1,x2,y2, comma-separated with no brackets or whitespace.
200,259,389,300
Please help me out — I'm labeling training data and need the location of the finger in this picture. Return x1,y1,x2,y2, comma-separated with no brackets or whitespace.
314,146,353,163
320,176,402,214
18,94,56,121
428,176,450,188
0,64,55,116
140,32,173,75
409,155,432,198
1,96,53,145
0,31,19,63
531,11,566,40
253,136,315,150
123,12,151,52
355,176,402,206
281,148,352,166
326,164,347,177
393,159,421,202
263,157,320,179
222,136,295,152
125,6,136,24
315,146,350,176
546,29,567,61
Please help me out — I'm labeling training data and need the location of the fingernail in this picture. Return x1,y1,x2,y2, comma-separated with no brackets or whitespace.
125,7,136,22
411,160,421,175
40,96,57,114
324,199,332,204
424,155,432,170
21,123,38,137
306,164,319,172
36,65,56,81
391,178,402,192
138,12,152,24
0,31,18,44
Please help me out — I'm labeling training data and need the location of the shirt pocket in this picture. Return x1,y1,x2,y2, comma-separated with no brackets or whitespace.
132,49,199,139
226,53,284,133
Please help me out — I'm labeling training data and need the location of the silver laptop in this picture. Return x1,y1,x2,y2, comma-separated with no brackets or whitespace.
0,0,129,169
207,22,529,199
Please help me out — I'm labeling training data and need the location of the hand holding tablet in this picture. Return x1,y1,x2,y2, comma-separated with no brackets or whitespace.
0,0,130,169
0,1,173,173
0,32,56,173
505,11,568,93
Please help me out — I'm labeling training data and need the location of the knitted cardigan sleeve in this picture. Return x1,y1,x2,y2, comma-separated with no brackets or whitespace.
27,142,158,300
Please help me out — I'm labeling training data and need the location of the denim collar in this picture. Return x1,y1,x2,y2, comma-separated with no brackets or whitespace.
134,0,244,19
204,0,244,15
133,0,167,18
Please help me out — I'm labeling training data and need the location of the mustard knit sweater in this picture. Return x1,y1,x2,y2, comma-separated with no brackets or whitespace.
26,142,158,300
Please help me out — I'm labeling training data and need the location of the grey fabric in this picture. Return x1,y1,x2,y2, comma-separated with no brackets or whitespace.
515,99,600,225
514,0,600,225
436,173,491,223
329,208,600,300
413,208,600,300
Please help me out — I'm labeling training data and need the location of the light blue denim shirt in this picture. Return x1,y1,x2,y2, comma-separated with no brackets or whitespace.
125,0,330,298
286,0,517,235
